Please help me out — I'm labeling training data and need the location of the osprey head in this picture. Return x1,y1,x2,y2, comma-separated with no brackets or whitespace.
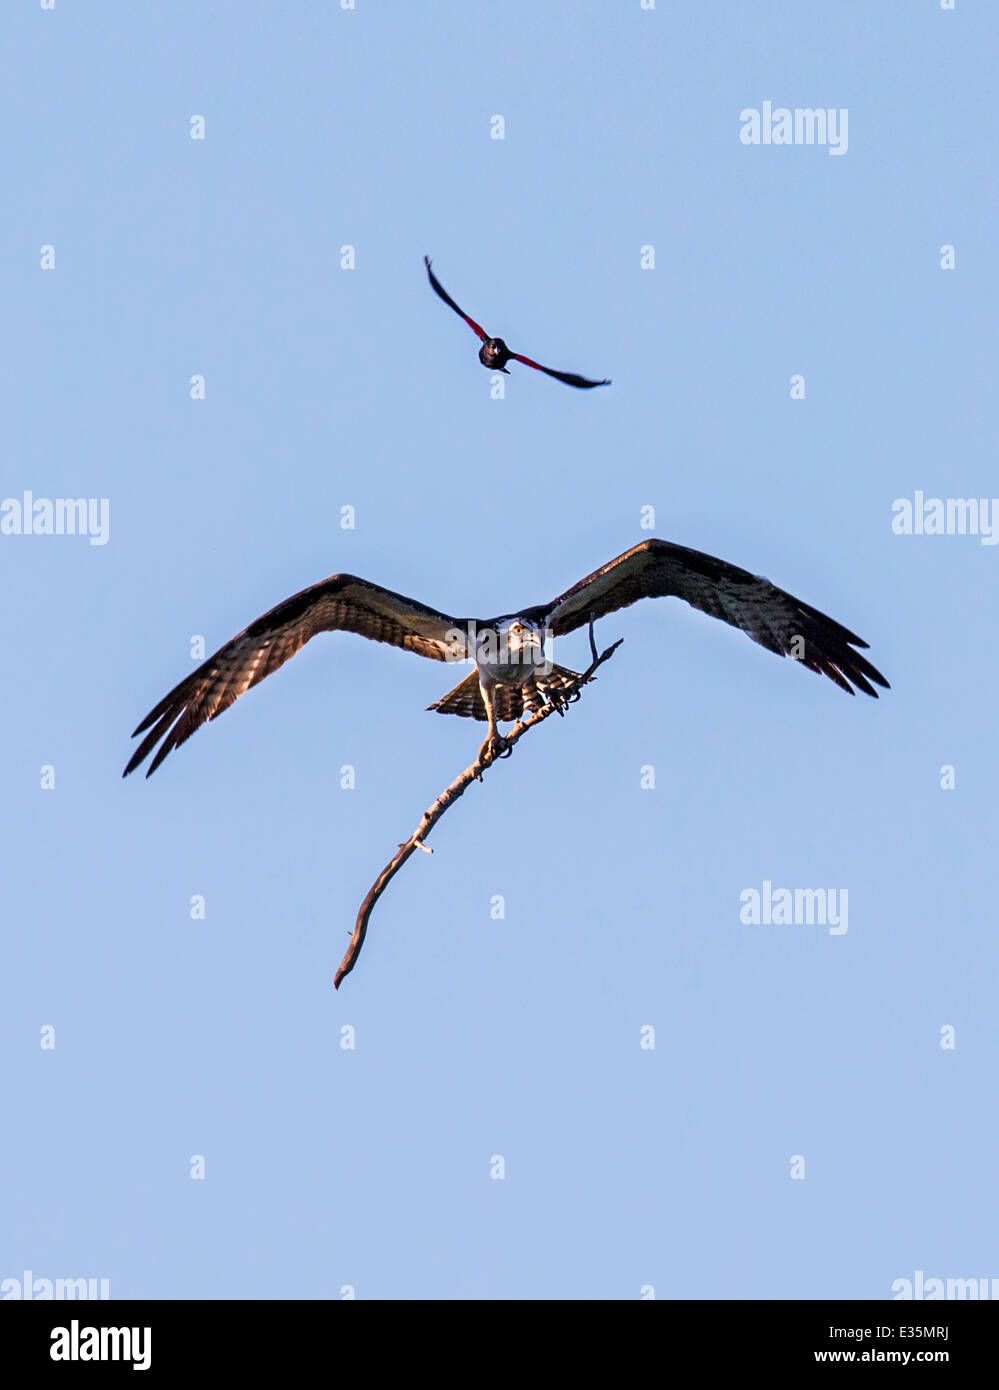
475,617,549,681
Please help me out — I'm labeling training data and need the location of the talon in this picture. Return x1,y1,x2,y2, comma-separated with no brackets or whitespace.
542,690,566,716
477,732,510,767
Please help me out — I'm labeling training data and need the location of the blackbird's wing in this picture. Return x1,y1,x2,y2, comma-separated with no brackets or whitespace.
424,256,488,341
509,352,610,389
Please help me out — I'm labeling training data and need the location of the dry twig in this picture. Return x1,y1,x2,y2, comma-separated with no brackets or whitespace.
333,623,623,988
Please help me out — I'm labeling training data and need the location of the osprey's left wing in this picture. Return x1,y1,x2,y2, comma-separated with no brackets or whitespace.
124,575,468,778
535,539,889,697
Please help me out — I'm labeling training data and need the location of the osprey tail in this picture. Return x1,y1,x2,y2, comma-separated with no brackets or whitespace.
428,665,589,723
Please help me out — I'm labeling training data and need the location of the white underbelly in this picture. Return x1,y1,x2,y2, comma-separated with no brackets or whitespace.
476,655,537,688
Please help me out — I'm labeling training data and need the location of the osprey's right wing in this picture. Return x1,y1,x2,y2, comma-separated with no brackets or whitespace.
124,575,468,778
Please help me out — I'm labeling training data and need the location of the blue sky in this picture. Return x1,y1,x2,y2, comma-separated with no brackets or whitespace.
2,1,996,1299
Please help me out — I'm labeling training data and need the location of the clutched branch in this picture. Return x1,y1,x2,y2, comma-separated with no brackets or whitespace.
333,623,623,989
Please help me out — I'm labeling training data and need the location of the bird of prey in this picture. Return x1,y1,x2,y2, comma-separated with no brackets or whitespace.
123,539,888,781
424,256,610,390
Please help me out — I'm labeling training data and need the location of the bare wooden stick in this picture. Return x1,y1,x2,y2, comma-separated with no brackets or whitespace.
333,630,624,989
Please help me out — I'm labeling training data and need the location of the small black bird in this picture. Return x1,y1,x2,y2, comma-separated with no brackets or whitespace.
424,256,610,390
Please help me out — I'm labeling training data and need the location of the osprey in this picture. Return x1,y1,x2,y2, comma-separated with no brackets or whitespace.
424,256,611,390
123,539,888,779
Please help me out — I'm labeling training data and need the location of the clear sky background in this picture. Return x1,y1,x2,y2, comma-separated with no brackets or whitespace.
2,1,996,1300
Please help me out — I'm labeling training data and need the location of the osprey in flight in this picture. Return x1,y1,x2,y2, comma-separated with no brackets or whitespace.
123,539,888,780
424,256,610,390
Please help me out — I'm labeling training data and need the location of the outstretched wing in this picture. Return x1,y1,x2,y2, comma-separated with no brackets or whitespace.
510,352,610,390
424,256,488,341
533,539,889,697
124,575,468,778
